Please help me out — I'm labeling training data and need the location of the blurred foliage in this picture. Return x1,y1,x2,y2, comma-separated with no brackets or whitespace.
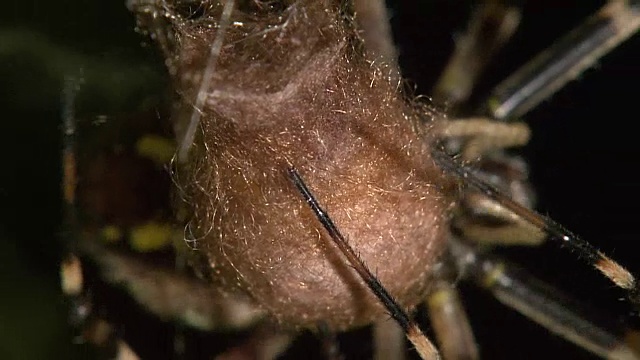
0,1,166,358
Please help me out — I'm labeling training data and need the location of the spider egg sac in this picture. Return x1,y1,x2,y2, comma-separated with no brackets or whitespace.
138,0,456,330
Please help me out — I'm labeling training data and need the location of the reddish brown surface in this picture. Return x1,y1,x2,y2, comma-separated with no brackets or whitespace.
138,0,456,330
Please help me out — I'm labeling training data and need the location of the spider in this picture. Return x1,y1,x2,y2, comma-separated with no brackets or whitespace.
55,0,640,359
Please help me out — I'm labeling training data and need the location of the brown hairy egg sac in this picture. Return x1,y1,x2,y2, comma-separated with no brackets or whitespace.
138,0,456,331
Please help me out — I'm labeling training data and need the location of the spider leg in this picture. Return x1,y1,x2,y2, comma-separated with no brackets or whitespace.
352,0,398,71
425,262,479,360
61,254,140,360
438,118,530,161
451,153,546,247
79,239,266,332
433,0,522,107
437,118,545,247
487,0,640,120
449,237,640,360
429,0,538,246
65,214,268,357
60,74,141,359
435,149,640,307
435,0,639,162
432,0,640,295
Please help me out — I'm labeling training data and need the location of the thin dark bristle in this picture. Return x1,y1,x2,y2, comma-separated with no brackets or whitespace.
287,167,411,330
432,148,639,303
287,167,440,359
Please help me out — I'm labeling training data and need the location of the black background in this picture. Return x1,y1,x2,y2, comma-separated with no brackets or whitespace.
390,1,640,359
1,0,639,359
